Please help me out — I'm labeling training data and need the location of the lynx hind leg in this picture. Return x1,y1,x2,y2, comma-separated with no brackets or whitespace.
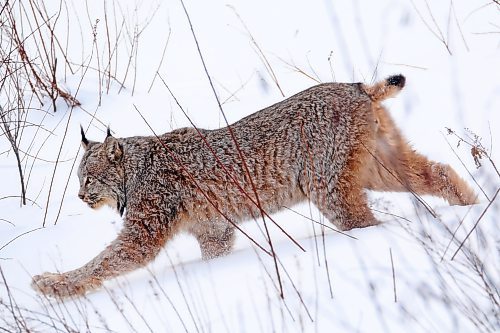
189,220,235,260
375,155,478,205
409,157,478,206
373,124,477,204
367,104,478,206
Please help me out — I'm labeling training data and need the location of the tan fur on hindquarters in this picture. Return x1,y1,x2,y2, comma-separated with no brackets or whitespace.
31,75,477,299
361,77,478,205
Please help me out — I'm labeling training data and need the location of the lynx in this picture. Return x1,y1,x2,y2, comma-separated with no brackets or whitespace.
32,75,477,298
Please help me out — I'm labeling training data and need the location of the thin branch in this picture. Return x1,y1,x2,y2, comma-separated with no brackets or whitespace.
281,205,357,240
133,104,271,256
451,187,499,260
0,227,44,253
389,248,397,302
179,0,285,296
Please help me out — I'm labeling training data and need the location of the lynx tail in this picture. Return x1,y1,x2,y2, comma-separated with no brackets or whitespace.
362,74,406,102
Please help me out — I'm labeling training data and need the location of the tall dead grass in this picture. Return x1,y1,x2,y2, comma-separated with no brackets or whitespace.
0,0,498,332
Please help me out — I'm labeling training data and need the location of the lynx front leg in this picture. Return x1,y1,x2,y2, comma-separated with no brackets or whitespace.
303,163,380,231
32,212,170,298
189,220,235,260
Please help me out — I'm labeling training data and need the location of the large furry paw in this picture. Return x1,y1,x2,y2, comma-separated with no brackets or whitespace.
31,272,101,299
431,163,479,206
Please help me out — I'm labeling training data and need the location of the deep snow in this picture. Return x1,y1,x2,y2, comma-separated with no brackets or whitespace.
1,0,499,332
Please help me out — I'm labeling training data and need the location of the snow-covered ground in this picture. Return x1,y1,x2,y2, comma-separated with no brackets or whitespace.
1,0,499,332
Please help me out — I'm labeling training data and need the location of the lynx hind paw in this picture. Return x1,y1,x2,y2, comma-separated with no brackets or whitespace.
432,163,479,206
448,191,480,206
31,272,101,299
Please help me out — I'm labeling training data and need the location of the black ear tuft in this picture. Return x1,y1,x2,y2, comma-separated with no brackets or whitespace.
81,125,89,150
386,74,406,88
105,137,123,162
106,126,112,138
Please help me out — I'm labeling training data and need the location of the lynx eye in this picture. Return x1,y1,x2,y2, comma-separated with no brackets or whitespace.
86,176,94,185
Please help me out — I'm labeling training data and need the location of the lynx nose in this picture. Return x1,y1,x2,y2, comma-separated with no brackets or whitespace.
78,190,86,200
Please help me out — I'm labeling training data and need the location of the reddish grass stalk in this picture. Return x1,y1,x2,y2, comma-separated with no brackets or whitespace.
157,75,305,252
179,0,285,297
133,104,271,256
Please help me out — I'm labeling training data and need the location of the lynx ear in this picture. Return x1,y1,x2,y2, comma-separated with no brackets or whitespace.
81,125,90,150
104,135,123,162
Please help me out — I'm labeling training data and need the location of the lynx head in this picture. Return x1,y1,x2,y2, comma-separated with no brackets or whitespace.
78,126,126,216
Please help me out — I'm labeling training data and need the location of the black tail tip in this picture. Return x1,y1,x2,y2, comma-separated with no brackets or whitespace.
386,74,406,88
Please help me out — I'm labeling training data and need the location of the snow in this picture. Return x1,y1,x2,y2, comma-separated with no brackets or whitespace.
1,0,499,332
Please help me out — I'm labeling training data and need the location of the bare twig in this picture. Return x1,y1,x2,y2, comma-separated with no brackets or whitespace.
133,104,271,256
147,26,171,93
0,227,44,253
228,5,285,97
281,205,357,240
180,0,285,296
389,248,397,302
451,187,499,260
409,0,452,55
157,75,305,252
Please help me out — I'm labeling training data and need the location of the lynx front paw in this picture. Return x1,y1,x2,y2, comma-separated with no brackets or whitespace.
339,217,381,231
31,272,101,298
